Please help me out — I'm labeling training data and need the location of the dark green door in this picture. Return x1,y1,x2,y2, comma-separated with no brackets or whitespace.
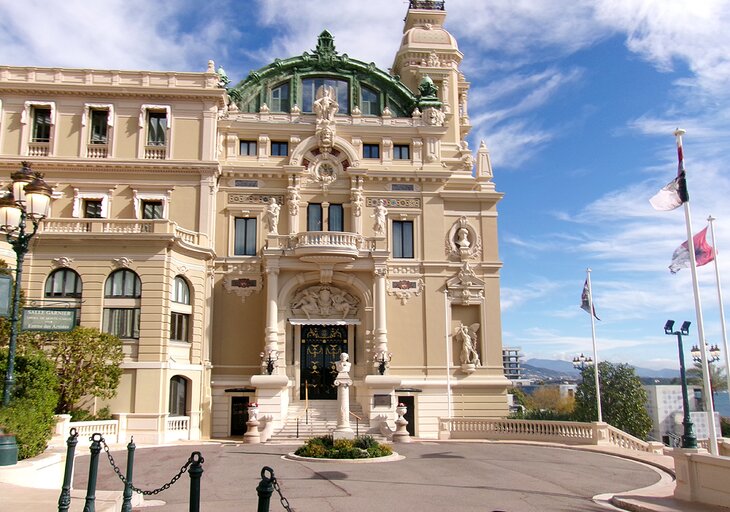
300,325,347,400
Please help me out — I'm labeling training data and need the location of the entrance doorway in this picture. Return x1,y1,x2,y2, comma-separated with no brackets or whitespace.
300,325,347,400
230,396,249,435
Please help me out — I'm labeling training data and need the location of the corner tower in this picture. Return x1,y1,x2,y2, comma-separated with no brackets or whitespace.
392,1,471,143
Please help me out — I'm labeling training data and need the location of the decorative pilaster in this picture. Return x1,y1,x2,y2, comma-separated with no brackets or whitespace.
264,264,280,361
374,266,389,357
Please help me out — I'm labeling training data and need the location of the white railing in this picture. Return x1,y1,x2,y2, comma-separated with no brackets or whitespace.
165,416,190,442
41,219,210,248
67,419,119,444
27,142,50,157
86,144,109,158
144,145,167,159
606,424,657,453
439,418,665,454
441,418,594,444
174,225,200,245
294,231,363,249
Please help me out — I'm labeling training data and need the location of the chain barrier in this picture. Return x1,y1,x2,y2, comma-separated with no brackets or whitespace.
271,475,293,512
101,438,196,496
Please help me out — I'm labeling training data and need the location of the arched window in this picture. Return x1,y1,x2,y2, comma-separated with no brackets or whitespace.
302,78,349,114
172,276,190,304
170,276,191,342
103,269,141,339
169,376,188,416
45,268,82,324
105,269,141,298
45,269,82,298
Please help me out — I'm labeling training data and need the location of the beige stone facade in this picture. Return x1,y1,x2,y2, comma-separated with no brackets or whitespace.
0,4,508,442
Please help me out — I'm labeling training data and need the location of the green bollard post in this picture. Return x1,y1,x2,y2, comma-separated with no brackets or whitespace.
57,427,79,512
121,437,136,512
83,433,103,512
188,451,204,512
256,466,275,512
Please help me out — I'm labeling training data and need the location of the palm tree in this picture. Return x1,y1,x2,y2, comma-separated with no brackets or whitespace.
687,362,727,407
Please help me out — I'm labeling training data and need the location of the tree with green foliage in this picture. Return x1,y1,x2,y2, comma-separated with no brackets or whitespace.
574,361,653,439
0,347,59,459
43,327,124,413
687,361,727,407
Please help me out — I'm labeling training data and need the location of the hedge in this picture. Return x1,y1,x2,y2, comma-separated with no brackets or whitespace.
0,348,59,459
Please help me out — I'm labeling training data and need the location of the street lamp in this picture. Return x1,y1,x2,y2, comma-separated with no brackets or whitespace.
572,353,594,371
664,320,697,449
1,162,52,407
690,343,721,364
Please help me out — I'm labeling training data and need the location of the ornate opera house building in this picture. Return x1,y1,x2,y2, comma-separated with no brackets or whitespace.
0,1,508,442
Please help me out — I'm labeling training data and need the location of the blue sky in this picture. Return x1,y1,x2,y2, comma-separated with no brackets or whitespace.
3,0,730,370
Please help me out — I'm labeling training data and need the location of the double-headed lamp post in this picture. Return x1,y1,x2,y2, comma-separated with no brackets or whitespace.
0,162,52,407
664,320,697,449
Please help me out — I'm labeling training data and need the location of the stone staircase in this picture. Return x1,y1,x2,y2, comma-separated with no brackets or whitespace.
270,400,376,441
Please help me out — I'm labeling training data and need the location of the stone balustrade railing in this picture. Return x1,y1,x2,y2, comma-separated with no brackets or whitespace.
267,231,377,253
165,416,191,442
41,219,208,247
438,418,665,454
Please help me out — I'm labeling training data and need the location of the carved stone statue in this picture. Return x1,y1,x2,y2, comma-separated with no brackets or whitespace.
290,286,358,319
456,227,471,248
335,352,351,376
264,197,280,234
287,188,300,216
372,199,388,236
455,322,481,366
352,190,364,217
423,107,445,126
313,85,339,122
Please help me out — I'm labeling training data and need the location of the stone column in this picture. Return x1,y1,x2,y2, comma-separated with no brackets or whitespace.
264,265,280,361
333,354,354,440
373,266,388,357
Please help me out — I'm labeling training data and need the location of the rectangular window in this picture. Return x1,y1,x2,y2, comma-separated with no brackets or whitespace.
393,144,410,160
89,109,109,144
84,199,103,218
103,308,140,339
240,140,257,156
393,220,414,259
142,200,164,219
271,83,290,113
328,204,344,231
361,87,380,116
147,111,167,146
234,217,257,256
363,144,380,159
271,141,288,156
307,203,323,231
170,312,190,342
32,107,52,142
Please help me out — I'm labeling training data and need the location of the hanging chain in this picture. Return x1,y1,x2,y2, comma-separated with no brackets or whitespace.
271,476,294,512
102,438,194,495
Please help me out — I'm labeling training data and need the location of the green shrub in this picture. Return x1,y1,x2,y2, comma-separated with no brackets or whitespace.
0,348,59,459
721,417,730,438
295,434,391,459
69,406,113,422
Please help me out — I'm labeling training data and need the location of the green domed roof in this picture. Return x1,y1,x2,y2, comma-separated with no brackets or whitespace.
229,31,441,117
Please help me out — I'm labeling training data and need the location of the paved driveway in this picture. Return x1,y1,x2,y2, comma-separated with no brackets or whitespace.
72,441,663,512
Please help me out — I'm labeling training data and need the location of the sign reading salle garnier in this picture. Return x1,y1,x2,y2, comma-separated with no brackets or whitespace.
21,308,77,332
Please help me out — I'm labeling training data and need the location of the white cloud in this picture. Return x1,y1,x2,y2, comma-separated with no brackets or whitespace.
0,0,230,71
501,279,562,310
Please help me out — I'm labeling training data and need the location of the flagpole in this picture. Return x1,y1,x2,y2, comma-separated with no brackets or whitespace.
586,268,603,423
676,128,719,455
707,215,730,404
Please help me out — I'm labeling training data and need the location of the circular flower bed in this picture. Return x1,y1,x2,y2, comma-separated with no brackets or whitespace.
295,435,393,459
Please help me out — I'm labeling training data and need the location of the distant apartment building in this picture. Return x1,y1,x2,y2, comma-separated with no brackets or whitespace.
502,347,523,380
643,384,722,444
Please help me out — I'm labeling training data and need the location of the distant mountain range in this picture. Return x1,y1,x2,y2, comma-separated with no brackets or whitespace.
523,358,679,381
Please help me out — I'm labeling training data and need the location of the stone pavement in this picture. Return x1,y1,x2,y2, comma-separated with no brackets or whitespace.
1,439,728,512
